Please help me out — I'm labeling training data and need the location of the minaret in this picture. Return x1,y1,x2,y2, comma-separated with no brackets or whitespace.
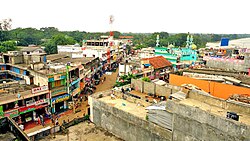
156,35,160,47
186,32,193,48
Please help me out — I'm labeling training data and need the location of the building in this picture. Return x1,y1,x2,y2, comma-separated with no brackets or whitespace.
0,47,102,132
88,79,250,141
138,47,155,58
154,34,197,68
141,56,172,79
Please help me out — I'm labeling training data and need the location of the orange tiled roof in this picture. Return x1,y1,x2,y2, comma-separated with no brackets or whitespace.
143,56,172,69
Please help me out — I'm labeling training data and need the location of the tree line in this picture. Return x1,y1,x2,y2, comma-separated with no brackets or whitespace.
1,19,250,54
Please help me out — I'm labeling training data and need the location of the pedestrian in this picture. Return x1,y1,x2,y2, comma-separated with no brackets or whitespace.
121,87,125,94
40,115,45,126
55,118,59,126
101,78,104,84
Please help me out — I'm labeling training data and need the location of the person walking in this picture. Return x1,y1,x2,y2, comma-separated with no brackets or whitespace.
40,115,45,126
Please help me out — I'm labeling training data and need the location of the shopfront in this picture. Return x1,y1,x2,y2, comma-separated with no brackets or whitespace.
4,109,19,118
19,105,36,124
34,99,50,118
51,94,70,114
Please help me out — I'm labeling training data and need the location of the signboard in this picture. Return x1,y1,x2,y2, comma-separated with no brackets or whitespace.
19,105,35,115
52,94,70,104
0,106,4,118
4,109,19,118
31,86,48,94
35,99,49,106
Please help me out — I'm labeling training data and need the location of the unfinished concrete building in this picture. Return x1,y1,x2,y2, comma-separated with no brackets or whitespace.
89,79,250,141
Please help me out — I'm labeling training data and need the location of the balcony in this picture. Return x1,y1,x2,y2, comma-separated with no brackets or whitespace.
51,86,67,97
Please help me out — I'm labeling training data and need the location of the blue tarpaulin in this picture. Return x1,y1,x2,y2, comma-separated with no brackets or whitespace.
144,64,151,67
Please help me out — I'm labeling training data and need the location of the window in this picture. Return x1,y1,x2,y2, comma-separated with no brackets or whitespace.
55,80,61,87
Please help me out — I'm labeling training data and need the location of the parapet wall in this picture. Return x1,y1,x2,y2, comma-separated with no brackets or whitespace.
189,89,250,115
131,79,181,98
206,59,247,72
91,98,172,141
169,100,250,141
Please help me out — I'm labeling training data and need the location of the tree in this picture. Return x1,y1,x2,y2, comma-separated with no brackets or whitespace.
0,46,6,53
142,77,150,82
40,27,59,39
0,41,17,52
0,19,12,42
52,34,76,45
44,40,57,54
10,28,43,46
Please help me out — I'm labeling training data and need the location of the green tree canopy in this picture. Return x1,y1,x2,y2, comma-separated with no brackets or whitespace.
0,40,17,52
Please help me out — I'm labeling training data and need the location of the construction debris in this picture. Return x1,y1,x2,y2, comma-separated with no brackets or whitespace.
228,94,250,104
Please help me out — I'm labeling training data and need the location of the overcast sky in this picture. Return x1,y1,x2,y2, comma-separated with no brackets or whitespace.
1,0,250,33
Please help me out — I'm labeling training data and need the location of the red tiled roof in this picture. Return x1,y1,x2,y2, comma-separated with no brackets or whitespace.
144,56,172,69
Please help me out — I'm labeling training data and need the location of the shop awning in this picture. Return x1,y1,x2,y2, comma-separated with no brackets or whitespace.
143,64,151,67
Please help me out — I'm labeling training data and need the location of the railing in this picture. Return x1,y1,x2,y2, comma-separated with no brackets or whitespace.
7,117,30,141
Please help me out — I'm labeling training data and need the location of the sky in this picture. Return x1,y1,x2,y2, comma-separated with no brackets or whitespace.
1,0,250,34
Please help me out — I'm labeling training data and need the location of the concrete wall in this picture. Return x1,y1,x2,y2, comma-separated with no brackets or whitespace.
206,59,249,72
131,79,181,98
11,56,23,64
169,100,250,141
188,89,250,115
156,85,171,96
131,79,143,92
143,81,155,94
30,71,48,86
91,98,172,141
31,63,44,71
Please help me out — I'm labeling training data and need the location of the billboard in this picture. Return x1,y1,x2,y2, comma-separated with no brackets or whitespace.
220,38,229,46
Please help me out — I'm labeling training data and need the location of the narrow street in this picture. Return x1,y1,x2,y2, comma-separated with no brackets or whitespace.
95,69,119,92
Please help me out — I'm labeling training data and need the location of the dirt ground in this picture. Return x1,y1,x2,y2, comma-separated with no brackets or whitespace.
95,69,119,93
40,122,123,141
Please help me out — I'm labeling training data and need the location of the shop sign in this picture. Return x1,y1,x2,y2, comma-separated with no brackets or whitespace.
52,94,70,104
4,109,19,118
35,99,49,106
19,105,35,115
31,85,48,94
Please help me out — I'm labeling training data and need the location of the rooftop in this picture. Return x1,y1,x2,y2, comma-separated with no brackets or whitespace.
0,84,48,105
98,96,147,119
142,56,172,69
20,47,42,52
46,54,69,62
179,98,250,126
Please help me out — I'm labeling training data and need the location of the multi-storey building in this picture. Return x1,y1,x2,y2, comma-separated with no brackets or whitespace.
0,47,101,131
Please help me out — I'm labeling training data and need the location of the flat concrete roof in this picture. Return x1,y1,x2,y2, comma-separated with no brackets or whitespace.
0,84,48,105
99,96,148,119
179,98,250,126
